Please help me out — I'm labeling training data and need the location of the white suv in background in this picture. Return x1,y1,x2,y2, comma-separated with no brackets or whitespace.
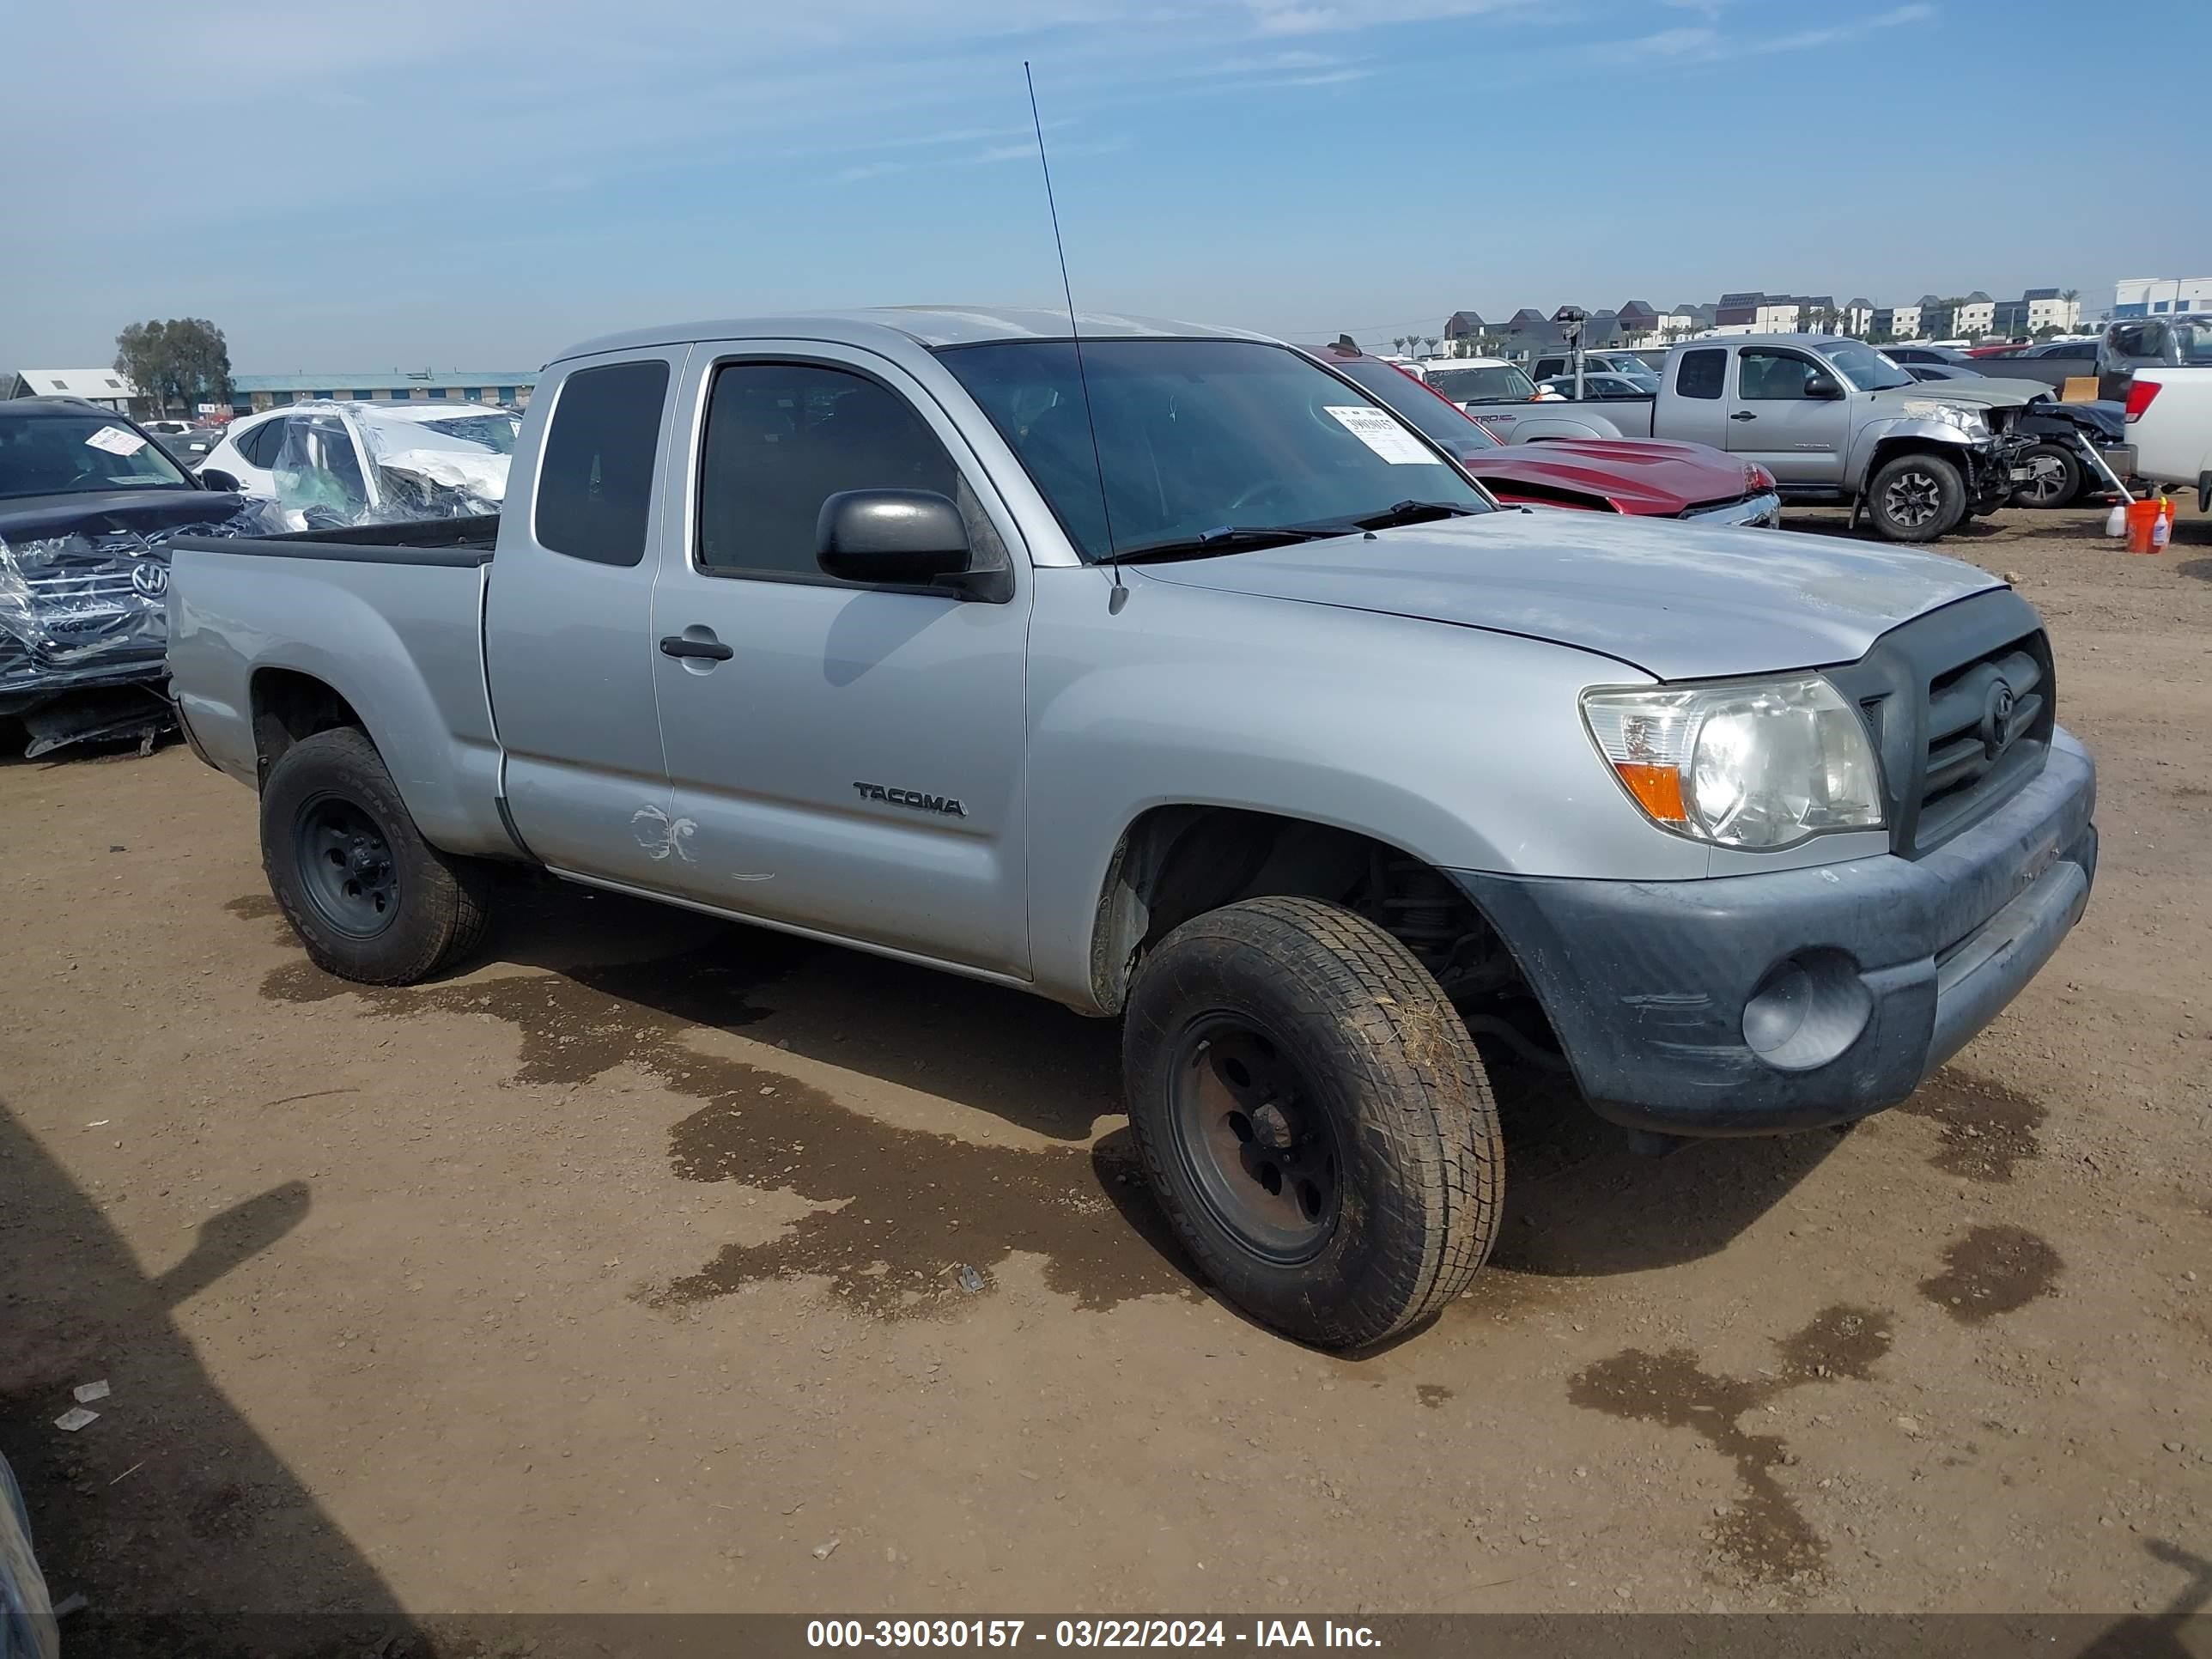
201,401,519,509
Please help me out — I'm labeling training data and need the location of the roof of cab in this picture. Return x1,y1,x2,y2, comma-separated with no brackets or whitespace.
550,306,1272,364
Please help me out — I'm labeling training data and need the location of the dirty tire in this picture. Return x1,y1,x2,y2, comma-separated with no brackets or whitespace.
1867,451,1966,542
260,726,490,985
1122,896,1502,1349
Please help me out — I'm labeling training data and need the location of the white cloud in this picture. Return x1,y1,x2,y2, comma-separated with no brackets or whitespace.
1603,2,1932,64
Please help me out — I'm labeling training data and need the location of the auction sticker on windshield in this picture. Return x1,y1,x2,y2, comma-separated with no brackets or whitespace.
85,426,149,456
1323,405,1431,465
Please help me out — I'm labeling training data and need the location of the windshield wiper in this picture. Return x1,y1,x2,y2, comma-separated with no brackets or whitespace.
1106,524,1352,565
1351,499,1484,532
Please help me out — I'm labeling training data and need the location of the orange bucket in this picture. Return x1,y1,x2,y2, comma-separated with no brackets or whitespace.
2126,499,2163,554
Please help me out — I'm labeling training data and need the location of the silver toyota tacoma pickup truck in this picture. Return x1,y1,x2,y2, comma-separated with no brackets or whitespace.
168,308,2098,1349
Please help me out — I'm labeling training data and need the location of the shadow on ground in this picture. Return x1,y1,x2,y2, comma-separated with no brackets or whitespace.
0,1099,434,1656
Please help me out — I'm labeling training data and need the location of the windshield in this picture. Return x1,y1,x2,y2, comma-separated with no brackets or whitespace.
938,339,1488,562
0,412,194,501
1821,340,1914,392
1326,356,1500,450
1421,364,1538,404
419,413,520,453
2178,323,2212,366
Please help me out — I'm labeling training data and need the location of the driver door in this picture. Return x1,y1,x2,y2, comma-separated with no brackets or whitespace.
1725,347,1850,484
646,344,1035,976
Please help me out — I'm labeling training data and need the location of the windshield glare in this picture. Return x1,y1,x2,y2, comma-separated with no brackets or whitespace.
0,414,193,501
1327,357,1500,450
939,340,1488,561
1823,340,1913,392
1422,364,1538,404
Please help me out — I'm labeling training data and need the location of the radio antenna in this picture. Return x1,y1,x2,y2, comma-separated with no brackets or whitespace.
1024,61,1122,600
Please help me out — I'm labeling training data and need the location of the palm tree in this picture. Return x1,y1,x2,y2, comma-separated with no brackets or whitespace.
1391,336,1410,356
1422,336,1440,356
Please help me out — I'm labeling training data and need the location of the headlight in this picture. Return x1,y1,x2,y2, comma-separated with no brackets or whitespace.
1582,678,1885,848
1902,399,1990,439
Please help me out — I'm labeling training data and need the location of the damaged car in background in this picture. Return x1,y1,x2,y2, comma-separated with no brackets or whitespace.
198,401,518,529
0,398,284,757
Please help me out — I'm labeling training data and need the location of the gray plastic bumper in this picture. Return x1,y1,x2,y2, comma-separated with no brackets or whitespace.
1454,733,2096,1136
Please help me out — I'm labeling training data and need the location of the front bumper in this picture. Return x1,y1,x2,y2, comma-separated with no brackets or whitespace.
1453,732,2096,1137
1680,490,1782,528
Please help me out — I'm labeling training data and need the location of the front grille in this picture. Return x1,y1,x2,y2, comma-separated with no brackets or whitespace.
1916,643,2051,848
1822,589,2056,858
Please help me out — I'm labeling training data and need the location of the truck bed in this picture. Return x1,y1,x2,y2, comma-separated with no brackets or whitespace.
168,512,501,565
165,511,511,862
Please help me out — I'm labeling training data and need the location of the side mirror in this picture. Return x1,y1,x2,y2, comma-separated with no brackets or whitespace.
199,468,244,493
817,489,1005,599
1804,372,1844,400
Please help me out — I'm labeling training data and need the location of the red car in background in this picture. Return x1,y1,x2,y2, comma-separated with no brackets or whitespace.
1304,342,1780,526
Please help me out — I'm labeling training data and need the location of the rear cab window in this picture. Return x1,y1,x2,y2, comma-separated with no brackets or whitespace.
1675,349,1726,399
533,360,672,566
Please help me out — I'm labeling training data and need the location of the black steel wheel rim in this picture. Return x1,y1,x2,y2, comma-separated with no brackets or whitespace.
1169,1012,1343,1265
1883,469,1944,527
294,792,400,939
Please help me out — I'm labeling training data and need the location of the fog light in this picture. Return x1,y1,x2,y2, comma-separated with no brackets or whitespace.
1741,949,1873,1072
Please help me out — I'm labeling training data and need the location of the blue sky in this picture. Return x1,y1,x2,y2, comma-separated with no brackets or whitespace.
5,0,2203,371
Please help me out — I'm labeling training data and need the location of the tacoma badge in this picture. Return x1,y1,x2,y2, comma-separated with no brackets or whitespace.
853,781,966,817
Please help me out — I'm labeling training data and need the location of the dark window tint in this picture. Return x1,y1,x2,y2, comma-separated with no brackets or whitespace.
236,418,288,467
534,360,669,567
1736,349,1820,400
696,362,958,576
1676,348,1725,399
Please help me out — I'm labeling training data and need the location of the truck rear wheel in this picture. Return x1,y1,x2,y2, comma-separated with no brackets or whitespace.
1121,896,1502,1349
260,726,490,985
1867,452,1966,542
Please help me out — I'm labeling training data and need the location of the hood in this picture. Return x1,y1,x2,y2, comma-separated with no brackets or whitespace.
0,487,244,544
1867,381,2042,416
1131,509,1999,680
1459,437,1759,515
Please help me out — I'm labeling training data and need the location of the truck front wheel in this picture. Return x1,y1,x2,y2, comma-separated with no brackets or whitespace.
1122,896,1503,1349
1866,452,1966,542
260,726,490,985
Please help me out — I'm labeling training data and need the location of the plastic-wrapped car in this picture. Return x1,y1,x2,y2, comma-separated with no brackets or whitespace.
199,401,518,529
0,397,285,755
0,1452,57,1659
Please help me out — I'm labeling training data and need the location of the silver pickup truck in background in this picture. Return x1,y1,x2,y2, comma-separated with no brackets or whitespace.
168,308,2098,1349
1455,334,2042,542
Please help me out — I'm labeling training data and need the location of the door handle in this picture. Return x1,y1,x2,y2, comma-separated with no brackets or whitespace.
1729,411,1758,422
659,634,733,661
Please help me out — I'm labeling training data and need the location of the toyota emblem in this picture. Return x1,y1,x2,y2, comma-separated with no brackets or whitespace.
130,560,169,599
1980,678,2017,759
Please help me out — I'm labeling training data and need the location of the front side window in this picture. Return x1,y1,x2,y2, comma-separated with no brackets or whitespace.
1675,348,1725,399
696,362,960,577
1737,349,1826,400
534,359,670,567
939,339,1486,562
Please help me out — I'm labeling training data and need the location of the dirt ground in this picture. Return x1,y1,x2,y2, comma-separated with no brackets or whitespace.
2,501,2209,1647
